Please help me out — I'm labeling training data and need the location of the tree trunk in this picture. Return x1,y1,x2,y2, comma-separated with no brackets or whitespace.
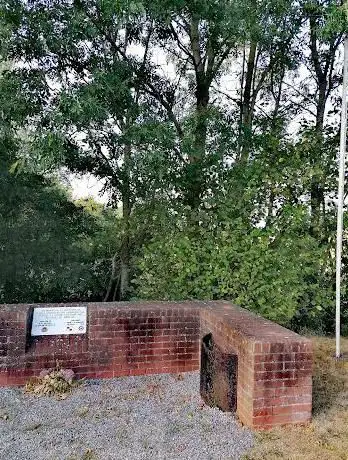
310,79,326,236
186,77,210,210
308,6,327,238
240,40,257,163
185,18,210,210
120,143,131,299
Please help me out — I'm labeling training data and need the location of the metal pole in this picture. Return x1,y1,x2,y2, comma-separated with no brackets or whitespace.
336,36,348,358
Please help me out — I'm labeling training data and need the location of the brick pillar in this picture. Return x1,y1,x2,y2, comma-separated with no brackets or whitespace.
234,339,256,426
0,307,30,385
248,340,312,428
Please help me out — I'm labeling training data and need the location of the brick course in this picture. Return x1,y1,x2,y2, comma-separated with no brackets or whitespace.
0,301,312,429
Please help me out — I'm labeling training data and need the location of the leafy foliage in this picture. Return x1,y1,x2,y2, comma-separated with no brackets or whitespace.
135,206,333,325
0,150,118,303
0,0,347,332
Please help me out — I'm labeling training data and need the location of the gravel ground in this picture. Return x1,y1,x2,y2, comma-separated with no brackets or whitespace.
0,372,254,460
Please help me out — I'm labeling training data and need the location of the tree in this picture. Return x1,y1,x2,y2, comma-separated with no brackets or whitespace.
1,0,347,331
301,0,344,236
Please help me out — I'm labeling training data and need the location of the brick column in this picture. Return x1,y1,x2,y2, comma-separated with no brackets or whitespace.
250,340,312,428
0,306,30,385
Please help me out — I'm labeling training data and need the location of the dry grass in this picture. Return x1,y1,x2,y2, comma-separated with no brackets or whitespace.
244,337,348,460
24,365,79,399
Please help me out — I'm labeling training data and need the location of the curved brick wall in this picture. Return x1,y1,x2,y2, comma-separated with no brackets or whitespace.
0,301,312,429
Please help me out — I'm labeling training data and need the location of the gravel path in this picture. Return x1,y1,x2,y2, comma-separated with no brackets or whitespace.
0,372,254,460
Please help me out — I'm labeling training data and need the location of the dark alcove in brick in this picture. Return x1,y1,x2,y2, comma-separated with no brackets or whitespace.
200,333,238,412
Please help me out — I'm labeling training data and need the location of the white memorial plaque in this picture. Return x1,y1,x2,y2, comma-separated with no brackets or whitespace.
31,307,87,336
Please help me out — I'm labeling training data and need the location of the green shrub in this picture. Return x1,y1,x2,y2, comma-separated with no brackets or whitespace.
134,219,334,325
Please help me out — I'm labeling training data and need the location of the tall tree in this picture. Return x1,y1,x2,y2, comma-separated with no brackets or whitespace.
1,0,166,299
301,0,344,235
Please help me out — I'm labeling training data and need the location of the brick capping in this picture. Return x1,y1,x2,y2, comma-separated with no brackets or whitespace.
0,300,312,429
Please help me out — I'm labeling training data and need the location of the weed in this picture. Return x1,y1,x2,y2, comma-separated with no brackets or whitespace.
24,363,79,399
0,410,9,421
76,406,89,418
24,422,42,431
81,448,97,460
146,383,163,400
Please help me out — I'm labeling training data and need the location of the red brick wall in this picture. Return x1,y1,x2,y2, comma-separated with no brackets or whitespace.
0,302,200,385
200,301,312,429
0,301,312,429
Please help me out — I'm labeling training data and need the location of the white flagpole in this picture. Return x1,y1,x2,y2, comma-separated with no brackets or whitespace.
336,36,348,358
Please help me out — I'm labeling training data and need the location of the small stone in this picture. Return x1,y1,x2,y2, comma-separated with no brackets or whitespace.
58,369,75,383
38,369,53,379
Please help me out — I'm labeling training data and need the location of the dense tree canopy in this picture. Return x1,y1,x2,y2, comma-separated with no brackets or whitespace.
1,0,347,333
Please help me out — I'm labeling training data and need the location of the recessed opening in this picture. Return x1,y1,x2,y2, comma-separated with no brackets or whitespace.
200,333,238,412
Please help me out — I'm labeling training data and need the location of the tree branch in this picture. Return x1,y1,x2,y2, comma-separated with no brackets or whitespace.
82,7,184,138
169,21,195,62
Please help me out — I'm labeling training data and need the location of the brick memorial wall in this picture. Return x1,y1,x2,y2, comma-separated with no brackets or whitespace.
0,301,312,429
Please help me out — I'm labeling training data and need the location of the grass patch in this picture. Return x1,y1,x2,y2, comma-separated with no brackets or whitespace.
244,336,348,460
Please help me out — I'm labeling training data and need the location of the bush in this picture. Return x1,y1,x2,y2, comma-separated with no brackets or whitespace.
134,219,334,326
